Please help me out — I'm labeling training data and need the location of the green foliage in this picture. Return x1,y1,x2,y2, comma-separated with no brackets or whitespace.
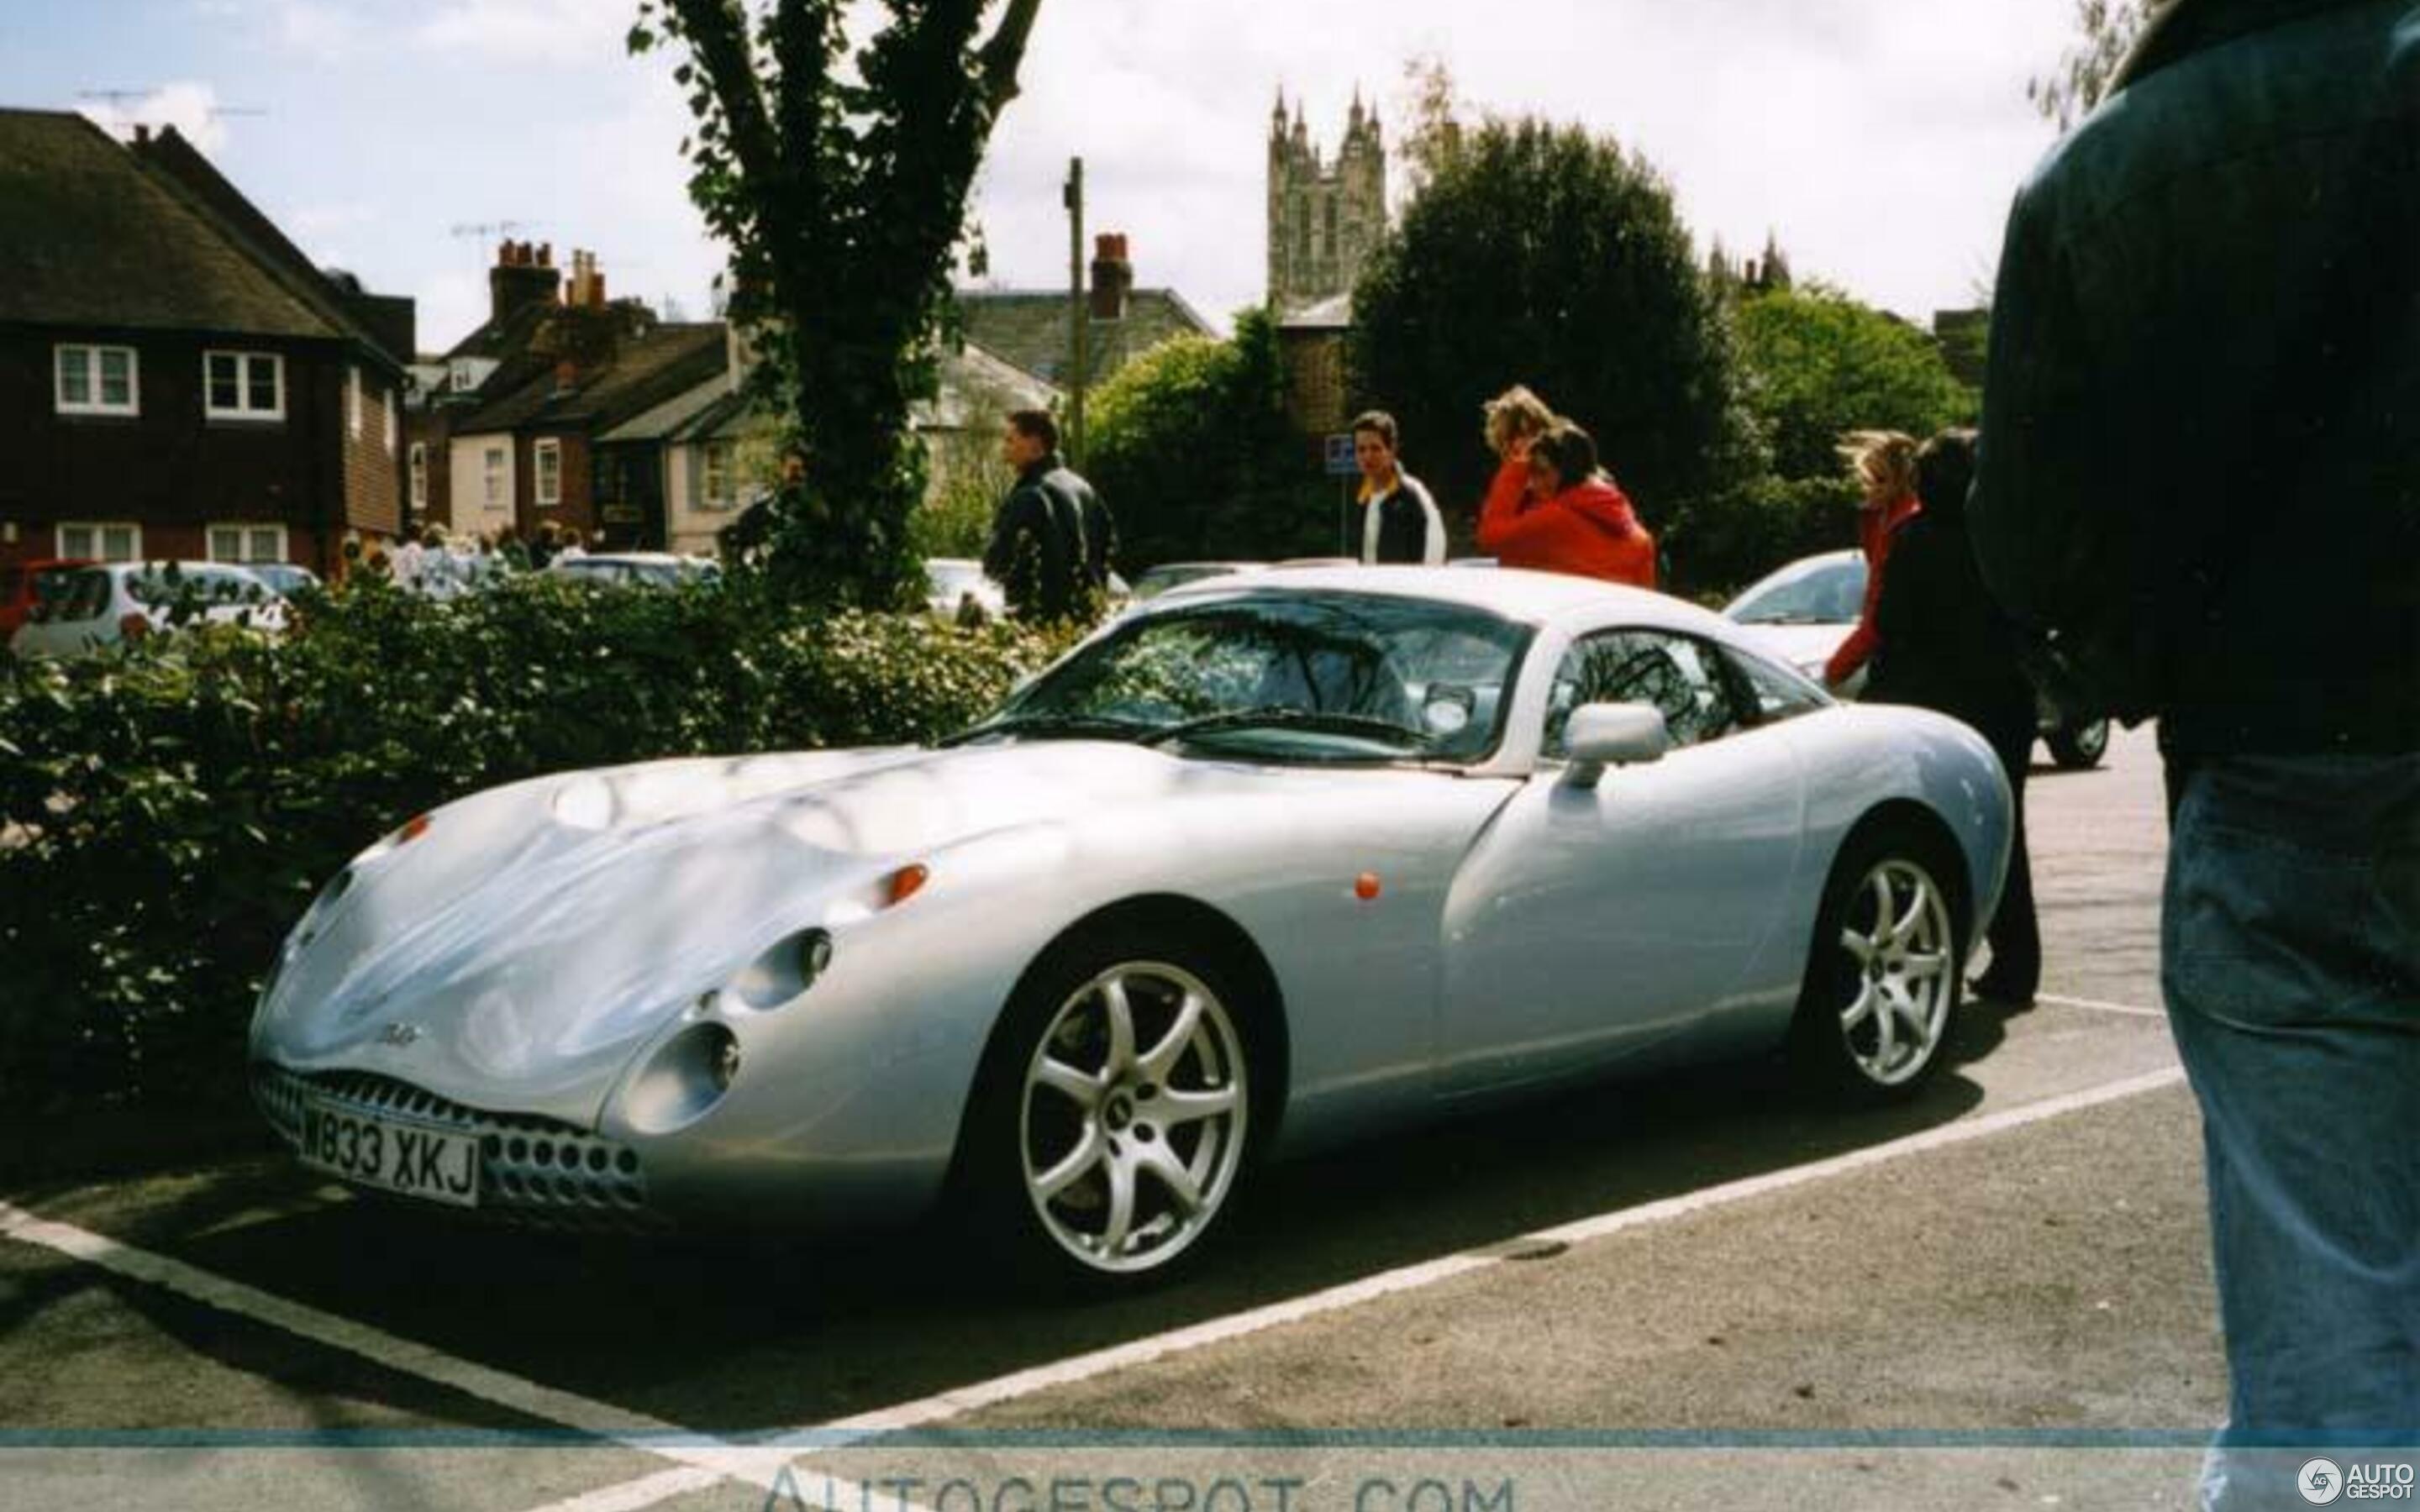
631,0,1043,609
0,576,1061,1116
1086,308,1336,566
1733,284,1977,481
1660,472,1861,603
1349,116,1762,537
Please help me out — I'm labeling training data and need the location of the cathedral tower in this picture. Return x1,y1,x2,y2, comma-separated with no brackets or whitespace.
1266,88,1387,313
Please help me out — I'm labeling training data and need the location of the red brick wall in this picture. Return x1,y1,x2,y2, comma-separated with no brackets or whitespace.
518,432,595,543
339,365,402,538
404,407,453,533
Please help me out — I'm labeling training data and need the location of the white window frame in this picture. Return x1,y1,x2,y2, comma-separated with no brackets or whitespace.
347,365,363,439
206,522,289,564
701,441,734,511
203,349,285,421
534,438,562,507
56,522,143,562
482,445,508,509
54,344,140,417
408,442,429,509
383,389,397,453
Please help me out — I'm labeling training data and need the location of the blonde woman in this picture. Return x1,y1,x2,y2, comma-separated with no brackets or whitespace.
1824,429,1923,688
1477,385,1558,530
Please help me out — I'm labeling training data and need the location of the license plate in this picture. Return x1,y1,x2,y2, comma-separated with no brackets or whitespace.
297,1096,481,1208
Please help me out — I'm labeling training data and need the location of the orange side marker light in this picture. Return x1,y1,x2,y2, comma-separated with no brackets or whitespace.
1355,872,1382,901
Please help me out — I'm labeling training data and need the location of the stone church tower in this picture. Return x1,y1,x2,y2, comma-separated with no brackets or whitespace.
1266,88,1387,313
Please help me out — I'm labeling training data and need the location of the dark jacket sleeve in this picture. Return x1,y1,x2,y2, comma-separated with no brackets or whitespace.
1970,183,2110,636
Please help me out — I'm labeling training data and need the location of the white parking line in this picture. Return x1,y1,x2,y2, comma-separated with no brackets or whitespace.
2039,991,2170,1020
0,1205,927,1509
520,1063,2191,1512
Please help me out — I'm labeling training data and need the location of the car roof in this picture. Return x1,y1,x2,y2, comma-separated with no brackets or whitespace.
1151,564,1735,638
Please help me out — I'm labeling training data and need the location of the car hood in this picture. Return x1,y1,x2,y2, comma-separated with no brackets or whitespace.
252,740,1393,1123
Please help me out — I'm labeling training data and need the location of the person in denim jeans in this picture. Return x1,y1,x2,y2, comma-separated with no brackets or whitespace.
1970,2,2420,1504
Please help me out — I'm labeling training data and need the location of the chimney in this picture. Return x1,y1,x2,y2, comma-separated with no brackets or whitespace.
1089,232,1133,322
489,238,560,329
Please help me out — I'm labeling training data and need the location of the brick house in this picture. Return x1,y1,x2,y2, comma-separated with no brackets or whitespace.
955,234,1212,391
424,247,725,550
0,110,413,575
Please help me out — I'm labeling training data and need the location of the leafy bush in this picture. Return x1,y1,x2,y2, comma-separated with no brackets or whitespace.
0,575,1063,1116
1086,308,1338,569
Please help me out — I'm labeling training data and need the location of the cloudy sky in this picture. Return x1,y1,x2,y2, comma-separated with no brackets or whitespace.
5,0,2083,349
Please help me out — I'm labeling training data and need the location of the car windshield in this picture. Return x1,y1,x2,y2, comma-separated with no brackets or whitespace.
960,589,1532,764
1726,555,1866,625
1133,564,1255,601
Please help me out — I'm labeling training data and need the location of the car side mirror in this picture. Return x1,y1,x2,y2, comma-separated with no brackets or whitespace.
1561,702,1668,789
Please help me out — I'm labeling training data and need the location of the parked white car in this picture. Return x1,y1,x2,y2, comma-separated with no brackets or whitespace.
8,561,286,659
544,553,720,589
1723,549,2112,769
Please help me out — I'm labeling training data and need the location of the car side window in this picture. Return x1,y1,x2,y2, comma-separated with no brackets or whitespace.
1543,629,1744,757
1724,644,1831,724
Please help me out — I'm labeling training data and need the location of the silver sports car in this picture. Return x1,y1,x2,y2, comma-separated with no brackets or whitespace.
251,568,2012,1287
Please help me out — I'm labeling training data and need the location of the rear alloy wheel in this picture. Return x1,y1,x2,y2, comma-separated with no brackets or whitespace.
1792,832,1961,1101
968,941,1256,1289
2045,717,2110,769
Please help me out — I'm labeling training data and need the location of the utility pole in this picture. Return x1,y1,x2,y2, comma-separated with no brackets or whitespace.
1064,156,1087,466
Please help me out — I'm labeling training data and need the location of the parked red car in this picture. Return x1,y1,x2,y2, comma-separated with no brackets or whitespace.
0,558,96,639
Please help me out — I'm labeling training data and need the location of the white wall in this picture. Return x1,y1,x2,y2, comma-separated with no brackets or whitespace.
449,433,517,537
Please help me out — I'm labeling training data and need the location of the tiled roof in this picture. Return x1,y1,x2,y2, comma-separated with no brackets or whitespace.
953,287,1213,387
0,108,354,341
452,320,729,437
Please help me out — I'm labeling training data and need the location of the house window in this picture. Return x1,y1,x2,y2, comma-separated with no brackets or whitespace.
347,366,363,438
482,445,507,508
383,390,397,452
57,522,142,562
207,523,289,564
701,441,734,510
534,438,562,506
55,344,139,416
409,443,428,508
204,350,285,420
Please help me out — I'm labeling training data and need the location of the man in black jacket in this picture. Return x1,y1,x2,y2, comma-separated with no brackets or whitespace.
985,409,1107,622
1970,3,2420,1501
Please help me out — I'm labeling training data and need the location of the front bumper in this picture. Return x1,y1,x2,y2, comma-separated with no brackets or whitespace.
252,1063,667,1233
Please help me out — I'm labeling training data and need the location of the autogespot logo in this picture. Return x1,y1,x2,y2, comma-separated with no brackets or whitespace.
2306,1461,2346,1505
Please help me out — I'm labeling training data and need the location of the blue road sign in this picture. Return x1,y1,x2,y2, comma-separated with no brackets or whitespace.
1324,433,1360,476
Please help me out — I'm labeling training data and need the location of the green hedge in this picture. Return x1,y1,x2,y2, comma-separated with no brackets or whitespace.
0,575,1066,1116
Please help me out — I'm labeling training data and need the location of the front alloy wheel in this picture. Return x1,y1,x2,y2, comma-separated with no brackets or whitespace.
1794,833,1961,1100
1018,962,1249,1277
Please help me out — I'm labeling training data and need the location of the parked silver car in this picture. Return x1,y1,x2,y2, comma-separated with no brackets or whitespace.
9,560,285,659
1723,549,2112,769
251,568,2012,1288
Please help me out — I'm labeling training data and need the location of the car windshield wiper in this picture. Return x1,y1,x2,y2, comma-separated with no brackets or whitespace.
1139,708,1437,750
939,712,1154,748
1739,612,1839,626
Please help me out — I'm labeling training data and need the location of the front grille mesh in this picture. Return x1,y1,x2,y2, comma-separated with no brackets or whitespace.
252,1063,664,1232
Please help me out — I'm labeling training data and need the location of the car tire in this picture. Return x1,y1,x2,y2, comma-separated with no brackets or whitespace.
2044,717,2110,769
958,925,1262,1293
1789,822,1965,1104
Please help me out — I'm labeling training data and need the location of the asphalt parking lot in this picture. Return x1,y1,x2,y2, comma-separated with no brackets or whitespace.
0,724,2224,1511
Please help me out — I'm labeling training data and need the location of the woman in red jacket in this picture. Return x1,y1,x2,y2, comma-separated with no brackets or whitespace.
1823,429,1923,689
1478,421,1657,589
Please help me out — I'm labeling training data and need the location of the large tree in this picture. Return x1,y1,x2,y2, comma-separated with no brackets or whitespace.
1733,283,1975,482
630,0,1042,607
1349,117,1759,537
1085,309,1335,568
